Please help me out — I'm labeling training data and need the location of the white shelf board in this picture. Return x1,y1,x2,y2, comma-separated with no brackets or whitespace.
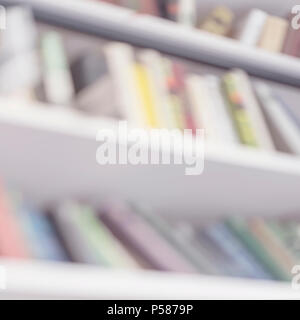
0,259,299,299
0,98,300,217
2,0,300,86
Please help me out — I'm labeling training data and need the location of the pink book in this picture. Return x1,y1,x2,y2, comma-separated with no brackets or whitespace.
0,183,29,257
100,201,197,273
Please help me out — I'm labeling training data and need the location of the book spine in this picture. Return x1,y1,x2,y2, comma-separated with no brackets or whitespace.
258,16,288,52
26,210,69,261
222,72,258,146
138,50,178,129
177,0,197,27
104,42,146,127
254,81,300,154
226,218,290,281
41,32,74,105
77,205,140,268
204,75,239,144
236,9,268,46
0,186,29,257
204,222,273,279
163,58,187,130
232,69,274,150
101,201,197,272
248,218,295,276
133,63,159,128
52,203,103,265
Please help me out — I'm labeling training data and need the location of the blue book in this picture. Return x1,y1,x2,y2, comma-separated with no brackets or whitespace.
26,209,69,261
202,222,273,280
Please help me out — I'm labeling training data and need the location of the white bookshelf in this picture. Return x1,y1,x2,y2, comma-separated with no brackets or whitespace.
2,0,300,86
1,0,300,299
0,259,299,299
0,98,300,217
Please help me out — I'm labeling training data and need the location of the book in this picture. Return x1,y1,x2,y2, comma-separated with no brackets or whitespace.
186,74,235,142
231,70,274,150
226,217,290,281
222,72,258,147
204,75,239,144
200,222,273,279
133,63,159,128
12,194,67,261
282,14,300,56
132,203,220,274
185,74,214,139
0,6,40,96
0,185,29,258
164,58,187,130
104,42,146,127
248,218,295,278
199,6,234,36
41,32,75,105
100,201,197,272
235,9,268,46
177,0,197,27
254,81,300,154
138,50,177,128
258,16,288,52
267,220,300,262
77,205,140,268
52,202,104,265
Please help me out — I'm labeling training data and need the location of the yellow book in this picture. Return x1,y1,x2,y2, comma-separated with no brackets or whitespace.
133,63,159,128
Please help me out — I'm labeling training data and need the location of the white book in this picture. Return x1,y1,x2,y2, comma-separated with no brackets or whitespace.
232,70,275,150
138,50,177,129
235,9,268,46
204,75,239,144
178,0,197,27
185,74,219,142
254,82,300,154
104,42,145,128
1,6,37,55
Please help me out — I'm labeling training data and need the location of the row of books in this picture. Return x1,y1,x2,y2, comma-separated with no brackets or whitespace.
94,1,299,57
0,181,299,281
2,6,300,155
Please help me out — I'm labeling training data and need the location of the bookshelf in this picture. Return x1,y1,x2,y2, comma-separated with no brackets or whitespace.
1,98,300,218
0,0,300,299
0,259,299,299
1,0,300,86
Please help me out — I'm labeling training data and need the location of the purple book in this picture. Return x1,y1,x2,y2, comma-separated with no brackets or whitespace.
100,202,197,273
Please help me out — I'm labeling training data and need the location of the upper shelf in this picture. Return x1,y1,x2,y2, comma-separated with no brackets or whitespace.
1,0,300,86
0,258,299,299
0,98,300,217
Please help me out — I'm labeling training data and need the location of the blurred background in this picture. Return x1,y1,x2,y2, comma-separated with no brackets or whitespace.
0,0,300,299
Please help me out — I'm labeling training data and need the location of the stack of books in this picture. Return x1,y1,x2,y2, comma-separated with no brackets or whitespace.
1,6,300,156
0,181,299,282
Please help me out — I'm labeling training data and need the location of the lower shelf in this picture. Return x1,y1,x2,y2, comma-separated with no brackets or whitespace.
0,259,299,299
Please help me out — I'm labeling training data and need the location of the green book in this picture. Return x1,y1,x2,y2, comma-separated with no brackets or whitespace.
226,217,290,281
267,221,300,263
222,73,258,146
41,31,74,105
75,205,139,269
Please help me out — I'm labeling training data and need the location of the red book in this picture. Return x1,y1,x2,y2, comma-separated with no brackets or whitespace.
0,183,29,257
172,62,197,133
